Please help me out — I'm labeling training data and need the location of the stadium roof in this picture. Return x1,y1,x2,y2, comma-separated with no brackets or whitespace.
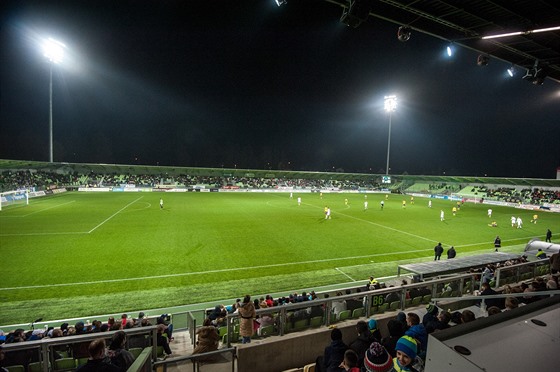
2,159,560,187
326,0,560,83
397,252,522,280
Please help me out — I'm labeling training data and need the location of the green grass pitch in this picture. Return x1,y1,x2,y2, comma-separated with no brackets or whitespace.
0,191,557,325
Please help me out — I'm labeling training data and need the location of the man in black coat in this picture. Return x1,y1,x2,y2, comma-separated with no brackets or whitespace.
434,243,444,260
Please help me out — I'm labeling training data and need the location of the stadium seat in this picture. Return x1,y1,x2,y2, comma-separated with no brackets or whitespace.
338,310,351,322
28,362,46,372
259,325,275,336
303,363,316,372
411,297,422,306
218,326,228,337
53,358,76,372
310,316,323,327
129,348,143,360
76,358,88,367
422,294,432,304
351,308,364,318
377,303,389,313
293,319,309,331
5,366,25,372
389,301,401,311
369,305,378,314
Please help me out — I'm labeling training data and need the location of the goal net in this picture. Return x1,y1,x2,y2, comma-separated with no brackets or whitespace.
0,190,29,211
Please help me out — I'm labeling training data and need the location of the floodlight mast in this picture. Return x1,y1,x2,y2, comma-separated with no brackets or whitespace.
43,38,65,163
384,95,397,176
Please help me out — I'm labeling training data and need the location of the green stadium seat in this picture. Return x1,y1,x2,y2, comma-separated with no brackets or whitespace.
377,303,389,313
351,308,364,318
293,318,309,331
411,297,422,306
5,366,25,372
129,348,143,360
422,294,432,304
338,310,351,322
259,325,275,336
389,301,401,311
53,358,76,372
310,316,323,327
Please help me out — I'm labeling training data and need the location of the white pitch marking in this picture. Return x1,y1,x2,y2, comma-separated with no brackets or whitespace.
88,196,144,233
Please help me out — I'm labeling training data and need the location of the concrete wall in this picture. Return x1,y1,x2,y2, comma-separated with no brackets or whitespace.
236,316,392,372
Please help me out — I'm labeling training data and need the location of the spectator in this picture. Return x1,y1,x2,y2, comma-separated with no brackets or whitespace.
461,310,476,323
331,292,347,318
106,331,135,372
316,328,348,372
192,319,220,361
426,311,451,334
345,289,363,313
76,339,120,372
238,295,256,344
349,321,374,369
363,342,393,372
156,324,172,357
480,282,503,309
157,315,174,342
504,297,519,311
384,287,400,305
381,320,405,358
393,335,424,371
404,313,427,359
422,304,438,327
368,318,382,342
487,306,501,316
339,349,360,372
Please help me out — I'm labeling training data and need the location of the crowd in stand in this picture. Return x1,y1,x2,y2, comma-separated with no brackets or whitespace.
0,313,174,367
0,170,382,192
2,170,559,206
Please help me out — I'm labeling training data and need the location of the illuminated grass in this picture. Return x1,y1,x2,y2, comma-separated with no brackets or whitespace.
0,191,555,324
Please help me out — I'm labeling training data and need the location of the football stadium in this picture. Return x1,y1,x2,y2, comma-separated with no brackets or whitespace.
1,1,560,372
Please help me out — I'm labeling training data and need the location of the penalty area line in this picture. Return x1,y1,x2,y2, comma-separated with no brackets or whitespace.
88,196,144,233
335,267,355,281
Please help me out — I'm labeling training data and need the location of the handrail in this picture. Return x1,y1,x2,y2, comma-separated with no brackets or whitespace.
153,347,236,372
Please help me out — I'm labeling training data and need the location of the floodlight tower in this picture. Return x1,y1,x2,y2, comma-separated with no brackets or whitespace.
384,95,397,176
43,38,65,163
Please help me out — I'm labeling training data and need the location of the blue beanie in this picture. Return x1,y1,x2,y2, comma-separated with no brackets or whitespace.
368,318,377,330
396,335,417,360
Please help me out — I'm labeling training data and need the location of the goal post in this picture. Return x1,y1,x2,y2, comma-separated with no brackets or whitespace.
0,190,29,211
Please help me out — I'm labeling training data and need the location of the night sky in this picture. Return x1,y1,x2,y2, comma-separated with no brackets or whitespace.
1,0,559,178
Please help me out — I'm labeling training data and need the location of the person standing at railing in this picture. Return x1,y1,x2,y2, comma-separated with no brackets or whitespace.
238,294,256,344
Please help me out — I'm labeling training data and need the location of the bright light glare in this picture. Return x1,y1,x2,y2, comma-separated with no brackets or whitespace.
482,25,560,40
446,46,452,57
507,66,514,77
275,0,287,6
43,38,65,64
384,95,397,112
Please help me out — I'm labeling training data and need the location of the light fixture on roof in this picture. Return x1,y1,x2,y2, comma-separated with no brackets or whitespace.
446,45,453,57
482,25,560,39
340,0,373,28
522,60,549,85
507,65,515,77
477,54,489,66
397,26,411,42
275,0,287,6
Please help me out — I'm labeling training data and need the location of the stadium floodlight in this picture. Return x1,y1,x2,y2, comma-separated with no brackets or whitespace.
275,0,287,6
42,38,66,163
446,45,453,57
384,95,397,176
507,65,515,77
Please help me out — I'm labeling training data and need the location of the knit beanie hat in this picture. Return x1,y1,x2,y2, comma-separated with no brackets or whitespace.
364,342,392,372
368,318,378,331
426,303,438,314
396,335,417,360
